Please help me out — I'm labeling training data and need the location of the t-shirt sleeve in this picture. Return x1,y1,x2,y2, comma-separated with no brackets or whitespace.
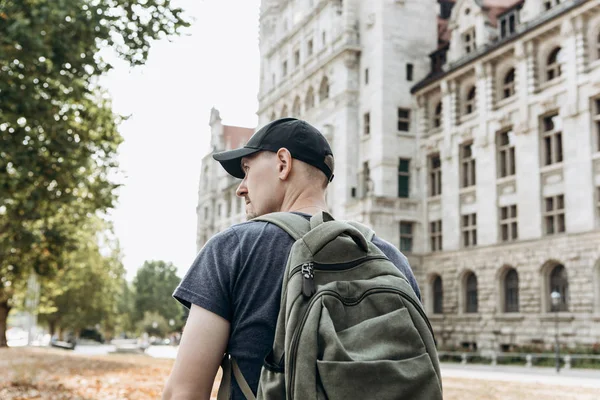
372,236,422,301
172,228,241,321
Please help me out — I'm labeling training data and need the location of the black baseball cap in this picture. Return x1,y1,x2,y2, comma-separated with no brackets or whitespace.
213,118,335,182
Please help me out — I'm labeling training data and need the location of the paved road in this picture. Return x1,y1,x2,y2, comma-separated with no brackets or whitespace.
441,363,600,389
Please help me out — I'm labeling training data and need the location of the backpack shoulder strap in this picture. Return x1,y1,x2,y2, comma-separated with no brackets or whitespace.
344,220,375,242
253,212,311,240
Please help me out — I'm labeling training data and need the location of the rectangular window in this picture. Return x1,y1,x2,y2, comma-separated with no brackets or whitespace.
430,220,442,252
500,13,517,38
497,130,516,178
204,206,209,220
365,68,369,84
307,39,314,56
460,142,476,188
322,31,326,45
597,187,600,222
542,113,563,166
594,97,600,152
282,60,288,77
397,108,410,132
406,63,414,81
463,28,476,54
429,155,442,197
399,222,413,253
294,50,300,67
363,112,370,135
544,194,565,235
500,205,518,242
398,158,410,198
462,213,477,247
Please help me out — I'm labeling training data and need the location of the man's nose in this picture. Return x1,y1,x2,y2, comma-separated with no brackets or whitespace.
236,179,247,198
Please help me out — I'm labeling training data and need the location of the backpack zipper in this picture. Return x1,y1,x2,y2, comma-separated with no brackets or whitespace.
286,287,434,400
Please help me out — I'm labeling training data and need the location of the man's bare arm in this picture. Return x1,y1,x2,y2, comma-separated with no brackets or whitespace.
162,304,230,400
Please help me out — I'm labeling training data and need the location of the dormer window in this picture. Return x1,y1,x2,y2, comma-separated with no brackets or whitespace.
464,86,477,115
464,28,476,54
544,0,561,11
546,47,563,81
500,11,518,39
503,68,516,99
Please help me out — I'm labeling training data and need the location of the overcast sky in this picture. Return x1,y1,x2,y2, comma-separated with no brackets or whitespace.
102,0,261,280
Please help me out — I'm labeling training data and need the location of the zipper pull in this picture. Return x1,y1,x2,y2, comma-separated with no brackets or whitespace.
301,262,316,297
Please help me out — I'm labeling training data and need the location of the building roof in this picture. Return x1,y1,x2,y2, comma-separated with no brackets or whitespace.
222,125,255,150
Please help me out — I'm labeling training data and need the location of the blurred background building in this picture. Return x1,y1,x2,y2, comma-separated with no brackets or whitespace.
197,0,600,351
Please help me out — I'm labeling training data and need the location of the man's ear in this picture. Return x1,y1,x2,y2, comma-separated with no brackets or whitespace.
276,148,293,181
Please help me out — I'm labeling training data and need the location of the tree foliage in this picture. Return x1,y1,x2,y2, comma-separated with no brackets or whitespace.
37,219,126,340
0,0,189,346
133,260,182,325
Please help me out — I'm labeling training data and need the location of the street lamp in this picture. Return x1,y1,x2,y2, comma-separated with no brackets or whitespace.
550,290,561,373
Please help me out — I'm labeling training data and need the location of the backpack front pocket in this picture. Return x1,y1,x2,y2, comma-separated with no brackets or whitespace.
316,354,441,400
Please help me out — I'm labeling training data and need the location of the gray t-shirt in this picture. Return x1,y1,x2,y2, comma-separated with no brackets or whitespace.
173,213,421,399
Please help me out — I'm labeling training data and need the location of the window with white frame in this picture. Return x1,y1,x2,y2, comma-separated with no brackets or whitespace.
282,60,288,77
307,39,314,56
542,113,563,166
460,142,476,188
429,155,442,197
497,129,516,178
465,272,478,313
596,31,600,60
433,101,442,129
463,28,476,54
549,263,569,311
462,213,477,247
397,108,410,132
594,97,600,152
294,49,300,67
546,47,563,81
500,205,518,242
503,68,516,98
504,268,519,313
305,87,315,110
398,158,410,198
319,76,329,101
399,222,413,253
464,86,476,115
430,220,442,252
544,194,565,235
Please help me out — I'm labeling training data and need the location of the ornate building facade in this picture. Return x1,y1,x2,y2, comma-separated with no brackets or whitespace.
197,0,600,351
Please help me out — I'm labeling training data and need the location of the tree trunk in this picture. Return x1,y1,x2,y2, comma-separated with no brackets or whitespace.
0,300,10,347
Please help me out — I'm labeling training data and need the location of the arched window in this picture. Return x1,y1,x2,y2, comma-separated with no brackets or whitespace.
549,264,568,311
270,112,277,121
433,102,442,128
319,76,330,102
305,87,315,110
466,272,478,313
292,96,301,117
504,268,519,313
464,86,476,115
503,68,515,99
280,105,288,118
546,47,563,81
433,276,443,314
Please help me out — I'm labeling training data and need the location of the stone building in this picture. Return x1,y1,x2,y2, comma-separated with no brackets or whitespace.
197,0,600,351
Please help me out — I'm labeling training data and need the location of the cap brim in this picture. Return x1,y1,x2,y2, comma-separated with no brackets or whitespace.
212,147,260,179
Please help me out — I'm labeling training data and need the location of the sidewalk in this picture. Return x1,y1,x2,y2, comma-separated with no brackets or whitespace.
441,363,600,389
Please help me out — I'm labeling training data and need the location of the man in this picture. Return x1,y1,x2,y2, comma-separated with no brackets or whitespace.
162,118,421,400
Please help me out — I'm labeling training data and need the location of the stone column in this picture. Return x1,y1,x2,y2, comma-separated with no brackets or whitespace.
561,16,595,233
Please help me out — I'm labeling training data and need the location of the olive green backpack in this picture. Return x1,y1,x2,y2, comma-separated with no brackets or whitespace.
218,212,442,400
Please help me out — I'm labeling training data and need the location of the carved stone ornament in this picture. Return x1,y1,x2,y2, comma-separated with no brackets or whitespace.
514,120,529,135
540,96,557,113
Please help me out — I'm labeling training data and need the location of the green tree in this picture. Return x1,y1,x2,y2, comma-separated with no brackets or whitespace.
37,218,126,340
0,0,189,346
137,311,169,337
133,260,182,324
